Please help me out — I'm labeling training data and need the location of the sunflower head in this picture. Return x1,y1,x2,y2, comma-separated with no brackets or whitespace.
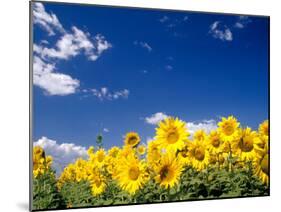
154,151,183,189
137,145,146,155
189,140,210,171
124,132,141,147
194,130,207,142
33,146,45,162
259,120,269,137
33,146,44,157
87,146,95,156
94,149,106,168
147,140,161,168
108,146,120,158
253,144,269,185
115,153,149,194
207,130,223,154
89,171,106,196
218,116,240,142
232,128,261,161
209,153,227,166
178,144,191,166
155,117,189,152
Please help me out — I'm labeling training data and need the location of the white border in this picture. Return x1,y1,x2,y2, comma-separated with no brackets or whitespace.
1,0,280,212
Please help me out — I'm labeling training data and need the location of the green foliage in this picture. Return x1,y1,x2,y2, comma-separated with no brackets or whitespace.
33,165,268,209
178,165,268,200
32,169,64,210
60,180,93,208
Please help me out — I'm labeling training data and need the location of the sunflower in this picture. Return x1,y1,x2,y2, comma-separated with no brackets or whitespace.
209,153,227,167
94,149,106,168
259,120,269,138
118,145,135,159
231,127,262,161
124,132,141,147
194,130,207,142
154,151,183,189
207,130,223,154
147,140,161,169
33,146,44,157
189,140,210,171
108,146,120,158
89,171,106,196
253,144,269,185
218,116,240,142
258,120,269,149
33,146,53,178
137,145,146,155
155,117,189,152
115,153,149,194
177,143,192,166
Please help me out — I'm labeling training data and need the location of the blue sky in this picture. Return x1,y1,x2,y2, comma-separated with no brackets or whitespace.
33,2,269,153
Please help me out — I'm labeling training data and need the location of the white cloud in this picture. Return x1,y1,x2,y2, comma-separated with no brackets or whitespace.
145,112,168,125
90,87,130,100
33,56,80,95
234,16,251,29
34,26,111,61
134,41,152,52
145,112,217,136
186,120,217,136
234,22,244,29
103,128,110,133
33,5,112,96
209,21,233,41
33,2,65,36
34,136,88,175
159,16,169,23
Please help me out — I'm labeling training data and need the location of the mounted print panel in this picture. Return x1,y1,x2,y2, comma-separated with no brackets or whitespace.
30,1,269,211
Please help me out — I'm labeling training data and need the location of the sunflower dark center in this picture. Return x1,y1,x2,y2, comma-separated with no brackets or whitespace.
160,165,170,180
167,131,179,144
194,147,205,161
224,124,234,135
239,136,254,152
128,136,138,145
212,138,220,147
129,167,140,181
95,179,102,187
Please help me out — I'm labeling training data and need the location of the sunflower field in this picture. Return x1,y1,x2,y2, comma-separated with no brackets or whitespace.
32,116,269,210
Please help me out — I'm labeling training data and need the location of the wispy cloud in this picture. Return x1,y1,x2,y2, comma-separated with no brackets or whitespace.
234,16,251,29
141,70,148,74
183,16,189,22
167,56,174,61
145,112,168,125
159,15,169,23
103,128,110,133
159,15,189,35
134,41,152,52
165,65,173,71
86,87,130,101
34,136,88,175
33,2,65,36
209,21,233,41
